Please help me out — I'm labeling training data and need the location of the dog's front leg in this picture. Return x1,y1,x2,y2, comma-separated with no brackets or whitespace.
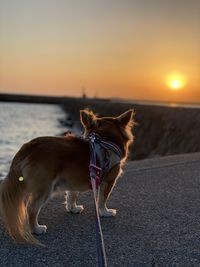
98,164,121,217
98,179,117,217
65,191,84,214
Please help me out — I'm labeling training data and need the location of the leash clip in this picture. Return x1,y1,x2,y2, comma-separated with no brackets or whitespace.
89,132,101,143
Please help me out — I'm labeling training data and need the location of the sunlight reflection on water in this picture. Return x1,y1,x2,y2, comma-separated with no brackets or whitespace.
0,102,67,179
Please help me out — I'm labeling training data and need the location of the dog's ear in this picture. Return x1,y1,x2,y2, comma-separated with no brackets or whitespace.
117,109,134,126
80,110,96,128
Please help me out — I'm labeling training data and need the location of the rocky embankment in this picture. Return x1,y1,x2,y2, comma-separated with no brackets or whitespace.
62,98,200,160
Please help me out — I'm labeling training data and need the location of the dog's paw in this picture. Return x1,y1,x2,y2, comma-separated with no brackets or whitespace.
66,205,84,214
99,208,117,217
33,225,47,235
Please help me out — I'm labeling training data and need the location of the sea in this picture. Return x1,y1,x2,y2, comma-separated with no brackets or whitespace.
0,102,68,180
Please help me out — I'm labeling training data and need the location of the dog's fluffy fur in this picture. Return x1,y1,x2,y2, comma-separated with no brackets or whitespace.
0,109,134,243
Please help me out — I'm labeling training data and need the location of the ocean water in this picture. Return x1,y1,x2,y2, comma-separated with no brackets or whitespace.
0,102,67,179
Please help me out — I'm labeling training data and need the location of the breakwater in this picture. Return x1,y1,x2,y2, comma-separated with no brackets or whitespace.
62,98,200,160
0,93,65,104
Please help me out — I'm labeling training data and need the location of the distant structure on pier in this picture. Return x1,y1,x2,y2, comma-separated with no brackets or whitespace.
81,86,87,99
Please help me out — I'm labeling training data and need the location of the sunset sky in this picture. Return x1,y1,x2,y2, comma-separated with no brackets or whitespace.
0,0,199,103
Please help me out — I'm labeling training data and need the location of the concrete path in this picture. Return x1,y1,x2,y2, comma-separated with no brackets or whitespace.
1,153,200,267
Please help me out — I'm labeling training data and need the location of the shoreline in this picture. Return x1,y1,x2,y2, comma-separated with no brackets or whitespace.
1,93,200,160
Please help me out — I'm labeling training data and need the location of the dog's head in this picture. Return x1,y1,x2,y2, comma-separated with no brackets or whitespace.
80,109,135,156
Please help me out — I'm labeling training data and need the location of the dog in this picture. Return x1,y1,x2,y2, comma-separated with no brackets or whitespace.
0,109,134,243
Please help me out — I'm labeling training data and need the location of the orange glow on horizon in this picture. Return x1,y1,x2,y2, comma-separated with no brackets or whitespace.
0,1,199,103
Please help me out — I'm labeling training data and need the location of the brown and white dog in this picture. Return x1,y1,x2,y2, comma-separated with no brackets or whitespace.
0,109,134,243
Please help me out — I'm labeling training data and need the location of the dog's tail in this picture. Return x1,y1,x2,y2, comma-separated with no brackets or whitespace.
0,166,39,244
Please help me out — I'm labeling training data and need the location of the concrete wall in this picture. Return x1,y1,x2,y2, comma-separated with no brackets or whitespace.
62,98,200,160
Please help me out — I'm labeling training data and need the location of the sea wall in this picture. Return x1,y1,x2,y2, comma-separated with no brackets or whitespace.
62,98,200,160
0,93,65,104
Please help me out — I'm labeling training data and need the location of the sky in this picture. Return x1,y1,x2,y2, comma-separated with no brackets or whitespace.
0,0,199,103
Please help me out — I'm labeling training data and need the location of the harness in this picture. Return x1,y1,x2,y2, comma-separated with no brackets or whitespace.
88,132,122,189
87,132,123,267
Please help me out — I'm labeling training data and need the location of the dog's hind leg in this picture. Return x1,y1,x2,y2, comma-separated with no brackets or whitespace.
28,186,52,235
65,191,84,214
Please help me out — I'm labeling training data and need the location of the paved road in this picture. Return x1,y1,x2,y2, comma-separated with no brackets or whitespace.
1,153,200,267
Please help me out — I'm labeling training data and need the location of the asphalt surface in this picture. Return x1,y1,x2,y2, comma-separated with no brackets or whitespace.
1,153,200,267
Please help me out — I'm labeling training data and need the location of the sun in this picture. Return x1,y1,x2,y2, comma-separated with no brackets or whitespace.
170,79,182,90
166,73,186,91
